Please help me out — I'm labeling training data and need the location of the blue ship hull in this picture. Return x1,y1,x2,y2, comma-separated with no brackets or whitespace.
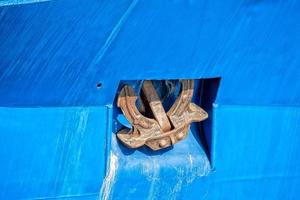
0,0,300,199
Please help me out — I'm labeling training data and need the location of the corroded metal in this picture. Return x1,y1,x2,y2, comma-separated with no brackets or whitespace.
141,80,171,132
117,80,208,151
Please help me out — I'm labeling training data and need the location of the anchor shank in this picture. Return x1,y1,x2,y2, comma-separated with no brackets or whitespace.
142,80,171,132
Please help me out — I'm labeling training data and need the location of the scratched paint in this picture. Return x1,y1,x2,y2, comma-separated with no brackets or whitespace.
1,0,300,199
0,0,49,7
0,0,299,106
99,153,118,200
107,123,212,199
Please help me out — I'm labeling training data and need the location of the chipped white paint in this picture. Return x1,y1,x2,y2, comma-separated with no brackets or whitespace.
170,170,184,200
100,153,118,200
187,154,210,184
146,158,160,200
169,154,211,199
137,153,211,199
141,158,160,182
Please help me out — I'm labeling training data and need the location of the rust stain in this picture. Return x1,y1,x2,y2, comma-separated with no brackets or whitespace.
117,80,208,150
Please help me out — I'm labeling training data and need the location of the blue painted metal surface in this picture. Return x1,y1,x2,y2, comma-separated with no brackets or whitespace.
0,107,109,199
0,0,300,199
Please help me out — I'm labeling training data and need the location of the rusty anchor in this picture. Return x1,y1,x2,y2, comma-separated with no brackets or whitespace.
116,80,208,151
